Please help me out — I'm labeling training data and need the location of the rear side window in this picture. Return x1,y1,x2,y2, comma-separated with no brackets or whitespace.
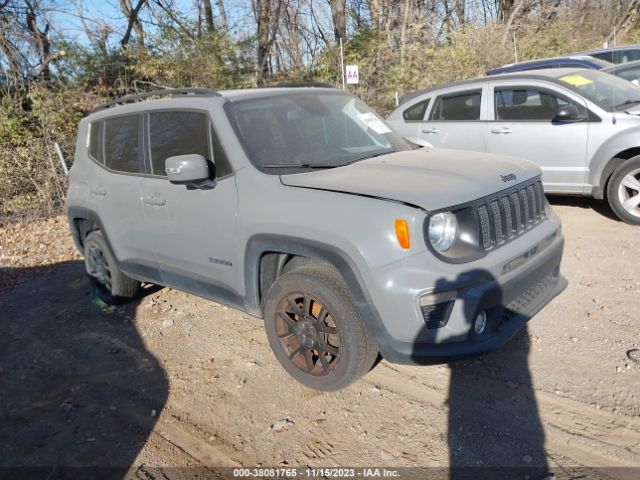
403,99,430,121
616,49,640,63
103,115,141,173
430,90,481,121
88,122,100,162
591,52,614,63
149,111,209,176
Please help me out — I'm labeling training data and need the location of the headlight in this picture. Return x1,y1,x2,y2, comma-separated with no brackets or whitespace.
428,212,457,252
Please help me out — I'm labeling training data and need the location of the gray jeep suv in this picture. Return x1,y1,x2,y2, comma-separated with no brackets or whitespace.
66,86,566,390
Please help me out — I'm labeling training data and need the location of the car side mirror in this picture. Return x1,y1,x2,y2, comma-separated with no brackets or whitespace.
165,154,211,184
553,105,586,123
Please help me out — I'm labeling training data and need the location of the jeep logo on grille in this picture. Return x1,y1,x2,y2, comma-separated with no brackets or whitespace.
500,173,517,182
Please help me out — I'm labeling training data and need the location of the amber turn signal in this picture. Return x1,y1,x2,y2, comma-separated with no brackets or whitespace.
394,219,410,249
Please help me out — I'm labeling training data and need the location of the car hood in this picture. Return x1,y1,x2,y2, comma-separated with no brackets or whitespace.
280,149,540,211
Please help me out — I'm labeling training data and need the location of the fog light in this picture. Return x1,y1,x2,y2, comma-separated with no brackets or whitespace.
474,311,487,334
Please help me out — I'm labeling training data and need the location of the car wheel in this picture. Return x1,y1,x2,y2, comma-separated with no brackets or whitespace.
607,157,640,225
84,231,141,305
264,263,378,391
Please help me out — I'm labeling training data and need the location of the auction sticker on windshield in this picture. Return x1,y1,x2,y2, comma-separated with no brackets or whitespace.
559,74,594,87
357,112,392,134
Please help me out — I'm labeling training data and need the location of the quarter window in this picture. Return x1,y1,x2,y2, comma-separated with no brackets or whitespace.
429,91,481,121
403,99,430,121
88,121,100,162
103,115,141,173
494,88,576,121
149,111,209,176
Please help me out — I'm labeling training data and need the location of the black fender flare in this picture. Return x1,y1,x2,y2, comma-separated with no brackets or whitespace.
66,206,113,256
243,234,395,356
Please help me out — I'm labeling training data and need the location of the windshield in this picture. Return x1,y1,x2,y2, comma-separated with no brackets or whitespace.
225,91,411,172
557,70,640,111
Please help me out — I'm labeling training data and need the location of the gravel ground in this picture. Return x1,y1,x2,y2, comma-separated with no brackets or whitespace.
0,198,638,479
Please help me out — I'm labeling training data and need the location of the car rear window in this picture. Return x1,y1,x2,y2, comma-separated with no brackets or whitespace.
430,90,481,121
103,115,141,173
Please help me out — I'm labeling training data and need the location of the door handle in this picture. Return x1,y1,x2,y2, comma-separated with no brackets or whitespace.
491,127,513,134
421,127,440,134
142,195,166,206
90,187,107,196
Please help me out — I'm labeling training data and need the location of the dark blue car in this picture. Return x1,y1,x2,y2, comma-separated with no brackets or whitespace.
487,55,613,75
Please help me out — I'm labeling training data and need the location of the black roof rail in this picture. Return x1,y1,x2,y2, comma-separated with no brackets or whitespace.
260,82,338,89
92,88,220,113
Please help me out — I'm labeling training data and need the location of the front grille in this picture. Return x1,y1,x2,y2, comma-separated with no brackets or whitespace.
477,179,546,250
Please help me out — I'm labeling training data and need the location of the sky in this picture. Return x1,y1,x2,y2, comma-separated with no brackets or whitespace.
48,0,255,47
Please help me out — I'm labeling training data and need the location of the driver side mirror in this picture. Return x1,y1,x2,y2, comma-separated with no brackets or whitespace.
165,154,212,185
553,104,586,123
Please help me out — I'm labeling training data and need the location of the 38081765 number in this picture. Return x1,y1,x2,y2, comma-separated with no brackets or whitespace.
233,468,298,477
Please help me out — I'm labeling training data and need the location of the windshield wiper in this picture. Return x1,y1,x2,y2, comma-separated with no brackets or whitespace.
344,149,395,165
263,164,339,169
614,99,640,109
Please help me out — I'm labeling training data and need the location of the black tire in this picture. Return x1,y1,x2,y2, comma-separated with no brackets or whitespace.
606,157,640,225
264,262,378,391
84,231,140,305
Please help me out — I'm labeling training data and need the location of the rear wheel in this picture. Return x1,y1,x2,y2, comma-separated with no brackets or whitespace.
607,157,640,225
84,231,140,305
264,263,378,391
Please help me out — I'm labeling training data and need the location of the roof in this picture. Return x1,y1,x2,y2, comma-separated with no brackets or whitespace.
218,85,340,102
601,59,640,73
90,83,342,114
576,45,640,55
486,55,611,75
397,68,602,106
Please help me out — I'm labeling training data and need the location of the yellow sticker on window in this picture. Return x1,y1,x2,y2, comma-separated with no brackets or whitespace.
559,74,593,87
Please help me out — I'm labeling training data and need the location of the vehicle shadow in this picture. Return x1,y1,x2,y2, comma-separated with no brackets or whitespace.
411,271,550,480
0,260,169,475
547,194,619,222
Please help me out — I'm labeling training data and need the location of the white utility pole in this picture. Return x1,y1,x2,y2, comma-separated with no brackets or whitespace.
340,37,345,89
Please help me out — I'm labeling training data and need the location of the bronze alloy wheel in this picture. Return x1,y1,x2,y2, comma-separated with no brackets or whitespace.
264,262,378,390
275,293,341,376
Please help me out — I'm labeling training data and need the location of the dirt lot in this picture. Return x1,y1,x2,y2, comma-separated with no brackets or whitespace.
0,199,639,479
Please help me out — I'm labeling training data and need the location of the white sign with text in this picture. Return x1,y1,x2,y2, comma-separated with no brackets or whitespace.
346,65,359,84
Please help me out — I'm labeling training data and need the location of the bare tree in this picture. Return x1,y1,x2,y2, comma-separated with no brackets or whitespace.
216,0,228,33
120,0,147,48
328,0,347,42
256,0,283,84
203,0,215,33
25,0,53,80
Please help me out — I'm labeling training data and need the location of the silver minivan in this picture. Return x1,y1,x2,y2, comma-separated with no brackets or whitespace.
387,68,640,224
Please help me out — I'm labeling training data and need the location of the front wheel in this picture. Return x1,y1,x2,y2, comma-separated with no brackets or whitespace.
263,263,378,391
607,157,640,225
84,231,141,305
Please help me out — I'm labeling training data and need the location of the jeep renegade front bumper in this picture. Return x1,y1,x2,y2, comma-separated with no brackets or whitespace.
361,215,566,365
